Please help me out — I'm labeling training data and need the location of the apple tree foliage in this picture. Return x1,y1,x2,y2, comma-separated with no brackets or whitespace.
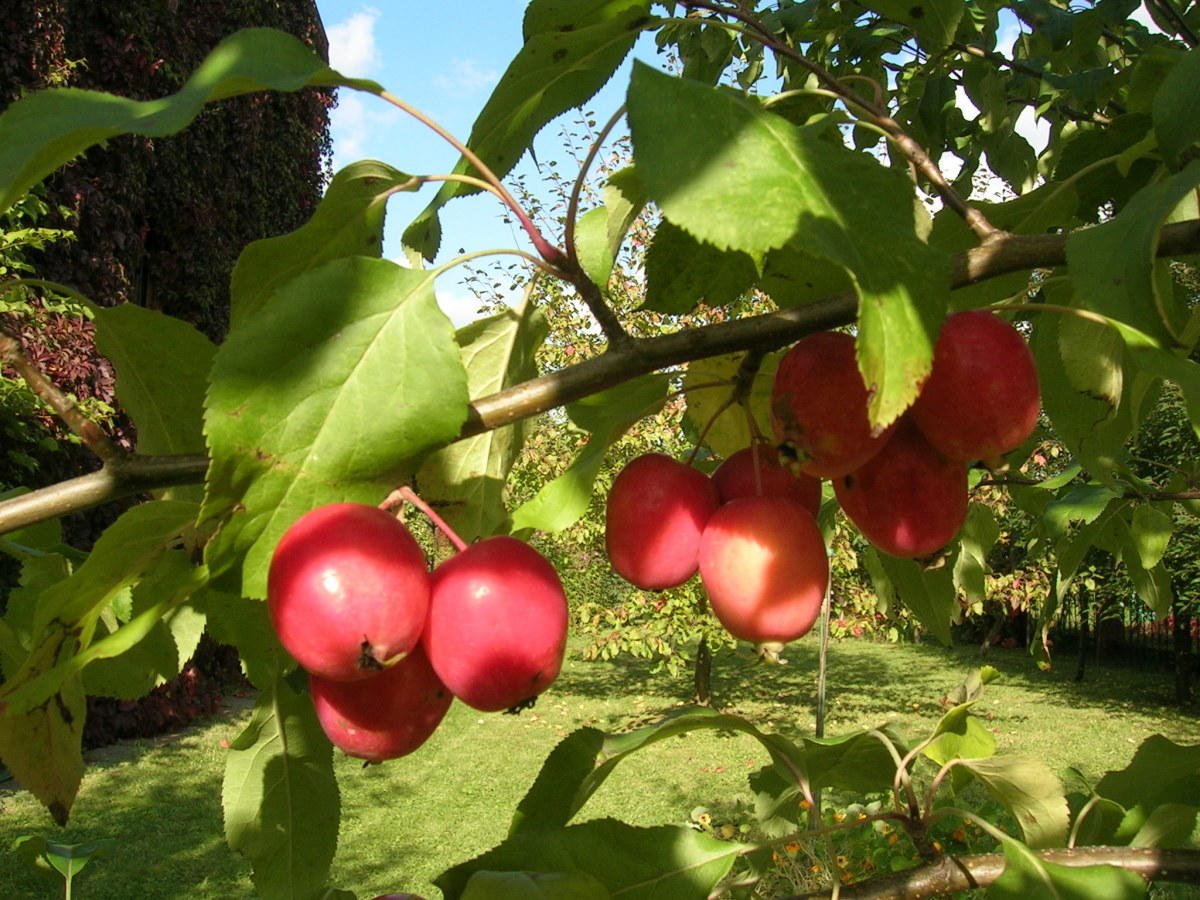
1,1,1200,897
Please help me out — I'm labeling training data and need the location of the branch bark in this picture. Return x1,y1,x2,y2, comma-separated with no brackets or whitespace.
1,219,1198,536
788,846,1200,899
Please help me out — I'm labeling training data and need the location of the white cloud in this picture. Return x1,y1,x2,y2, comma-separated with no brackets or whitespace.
435,285,494,328
433,58,501,94
328,7,381,77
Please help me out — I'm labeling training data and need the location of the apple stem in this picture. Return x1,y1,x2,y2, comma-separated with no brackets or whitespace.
382,486,469,553
688,393,736,466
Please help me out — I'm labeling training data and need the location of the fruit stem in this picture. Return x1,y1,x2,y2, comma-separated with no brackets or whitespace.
382,486,469,553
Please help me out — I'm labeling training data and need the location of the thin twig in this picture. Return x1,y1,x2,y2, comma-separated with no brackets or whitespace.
379,90,568,268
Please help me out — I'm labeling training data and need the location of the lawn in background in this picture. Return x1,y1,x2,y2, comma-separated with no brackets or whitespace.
1,638,1196,898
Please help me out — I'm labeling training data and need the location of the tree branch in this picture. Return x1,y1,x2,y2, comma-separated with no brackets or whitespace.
788,847,1200,898
1,220,1198,536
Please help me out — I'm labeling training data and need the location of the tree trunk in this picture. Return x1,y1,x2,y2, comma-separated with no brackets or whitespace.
1172,591,1194,705
1074,591,1089,683
694,635,712,706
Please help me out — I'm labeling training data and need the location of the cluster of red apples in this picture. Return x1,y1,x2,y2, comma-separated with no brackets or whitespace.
605,310,1040,646
267,501,569,762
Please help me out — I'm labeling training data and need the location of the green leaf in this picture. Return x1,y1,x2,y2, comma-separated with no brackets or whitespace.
201,257,469,597
0,625,85,825
436,819,737,900
860,0,965,51
988,836,1147,899
12,836,116,882
627,63,948,426
223,670,340,900
510,374,671,534
35,500,200,637
81,551,206,699
200,589,283,690
923,702,996,767
1128,505,1172,570
1153,47,1200,167
1114,519,1174,617
508,709,899,838
461,870,610,900
510,727,606,836
1095,734,1200,811
643,220,758,314
417,298,549,542
0,28,381,213
1067,161,1200,351
1057,314,1124,416
953,502,1000,607
93,304,215,466
230,160,417,329
758,243,853,309
1125,803,1198,849
404,4,654,259
683,351,781,459
574,167,647,290
874,554,956,645
1042,485,1123,537
958,755,1070,849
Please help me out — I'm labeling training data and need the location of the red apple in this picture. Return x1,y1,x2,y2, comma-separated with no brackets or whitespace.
423,536,568,713
712,444,822,516
698,496,829,643
910,310,1040,464
267,503,430,682
833,418,968,558
310,644,451,762
605,453,720,590
771,331,896,478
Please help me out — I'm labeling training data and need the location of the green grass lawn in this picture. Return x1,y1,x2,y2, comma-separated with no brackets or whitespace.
1,638,1196,899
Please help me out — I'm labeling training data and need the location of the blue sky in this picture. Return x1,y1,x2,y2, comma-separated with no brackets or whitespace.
313,2,643,323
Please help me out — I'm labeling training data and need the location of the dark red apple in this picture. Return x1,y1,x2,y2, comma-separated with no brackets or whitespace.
310,644,451,762
833,418,968,559
910,310,1040,464
267,503,430,682
771,331,896,478
712,444,822,516
423,536,568,712
698,496,829,644
605,453,720,590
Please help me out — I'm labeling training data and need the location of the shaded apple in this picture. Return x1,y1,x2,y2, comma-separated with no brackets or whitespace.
423,536,568,713
771,330,896,478
833,418,968,558
910,309,1040,464
712,444,822,515
310,644,451,762
268,503,431,682
698,496,829,644
605,453,720,590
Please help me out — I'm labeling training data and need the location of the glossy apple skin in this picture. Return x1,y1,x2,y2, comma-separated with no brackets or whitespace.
833,418,968,559
911,310,1040,463
698,496,829,644
712,445,822,516
267,503,431,682
771,331,896,478
423,536,568,712
605,453,720,590
310,644,452,762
